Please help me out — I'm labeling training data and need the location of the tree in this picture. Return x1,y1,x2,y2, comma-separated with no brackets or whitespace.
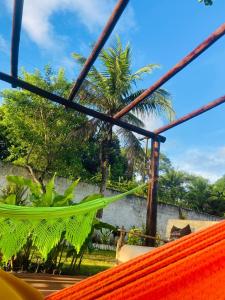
80,135,128,183
184,175,211,211
198,0,213,5
213,175,225,195
205,175,225,216
158,169,225,217
0,174,117,273
158,169,189,206
0,67,91,189
124,145,172,183
0,107,10,160
72,37,175,203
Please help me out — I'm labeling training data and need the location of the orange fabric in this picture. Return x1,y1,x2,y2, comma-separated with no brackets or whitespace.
46,220,225,300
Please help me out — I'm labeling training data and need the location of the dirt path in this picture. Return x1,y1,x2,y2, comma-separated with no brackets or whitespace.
15,273,86,297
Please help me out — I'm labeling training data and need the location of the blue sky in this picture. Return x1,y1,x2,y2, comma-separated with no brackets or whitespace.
0,0,225,181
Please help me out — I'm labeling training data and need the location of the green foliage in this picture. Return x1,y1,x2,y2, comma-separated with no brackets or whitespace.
184,176,211,211
98,229,113,245
127,227,143,246
72,36,174,191
7,175,42,198
93,220,117,232
0,194,16,205
206,176,225,217
158,169,211,209
80,194,103,204
198,0,213,5
4,174,79,207
93,219,117,246
0,180,28,206
158,168,225,217
158,169,189,205
66,249,115,276
0,67,91,181
0,107,9,160
213,175,225,195
159,153,173,174
0,174,119,273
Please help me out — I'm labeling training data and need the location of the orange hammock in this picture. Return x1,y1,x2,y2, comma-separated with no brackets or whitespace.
46,220,225,300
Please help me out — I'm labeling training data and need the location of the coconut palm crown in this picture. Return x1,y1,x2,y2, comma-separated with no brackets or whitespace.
72,37,175,203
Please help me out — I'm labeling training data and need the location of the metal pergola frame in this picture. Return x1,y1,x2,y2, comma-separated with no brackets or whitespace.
1,0,225,245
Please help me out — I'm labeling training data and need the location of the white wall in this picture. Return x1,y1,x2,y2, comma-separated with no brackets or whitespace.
0,162,221,238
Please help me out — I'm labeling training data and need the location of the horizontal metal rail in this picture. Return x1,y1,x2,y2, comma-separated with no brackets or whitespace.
114,22,225,119
155,94,225,134
0,72,166,142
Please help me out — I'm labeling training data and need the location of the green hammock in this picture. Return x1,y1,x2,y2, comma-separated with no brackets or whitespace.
0,185,145,262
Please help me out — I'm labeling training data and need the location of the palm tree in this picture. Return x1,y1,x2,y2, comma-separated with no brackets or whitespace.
73,37,175,214
159,169,188,205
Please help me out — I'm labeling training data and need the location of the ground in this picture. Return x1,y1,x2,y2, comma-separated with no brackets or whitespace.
16,250,116,297
72,249,116,276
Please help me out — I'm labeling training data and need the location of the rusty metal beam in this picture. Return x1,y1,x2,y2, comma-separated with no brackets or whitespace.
114,23,225,119
146,139,160,246
0,72,166,142
11,0,24,87
155,94,225,134
68,0,129,101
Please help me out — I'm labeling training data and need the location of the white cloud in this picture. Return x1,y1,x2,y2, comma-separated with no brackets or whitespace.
143,114,163,131
4,0,135,50
59,56,76,77
127,113,162,144
172,146,225,182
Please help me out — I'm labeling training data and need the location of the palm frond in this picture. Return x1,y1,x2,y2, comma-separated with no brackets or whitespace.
72,37,175,138
72,53,109,99
118,128,144,159
124,89,175,122
70,118,101,141
99,37,133,98
71,53,87,67
122,112,145,128
131,64,160,83
76,79,110,111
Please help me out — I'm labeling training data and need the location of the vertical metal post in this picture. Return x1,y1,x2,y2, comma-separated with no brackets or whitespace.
144,138,149,182
146,138,160,246
11,0,24,87
68,0,129,101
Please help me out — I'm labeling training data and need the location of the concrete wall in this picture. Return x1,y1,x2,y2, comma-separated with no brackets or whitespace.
0,162,221,238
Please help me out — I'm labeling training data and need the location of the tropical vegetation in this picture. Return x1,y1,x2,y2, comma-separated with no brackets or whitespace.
72,37,174,196
0,175,117,274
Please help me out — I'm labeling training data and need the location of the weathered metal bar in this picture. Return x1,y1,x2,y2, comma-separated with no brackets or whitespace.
155,94,225,134
68,0,129,101
0,72,166,142
145,139,160,246
114,23,225,119
11,0,24,87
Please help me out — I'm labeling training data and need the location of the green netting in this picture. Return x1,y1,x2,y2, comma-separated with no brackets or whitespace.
0,185,145,261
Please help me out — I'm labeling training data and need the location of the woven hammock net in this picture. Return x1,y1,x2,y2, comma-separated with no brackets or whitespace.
46,220,225,300
0,185,143,262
